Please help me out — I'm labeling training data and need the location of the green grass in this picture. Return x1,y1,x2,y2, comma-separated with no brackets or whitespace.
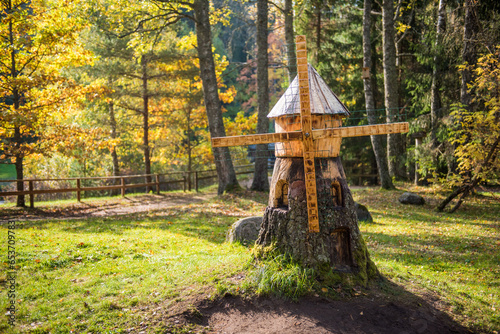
0,185,499,333
0,192,264,333
245,253,317,301
352,185,500,332
0,164,15,180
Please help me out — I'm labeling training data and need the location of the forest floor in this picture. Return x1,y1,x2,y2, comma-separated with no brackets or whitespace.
0,184,498,333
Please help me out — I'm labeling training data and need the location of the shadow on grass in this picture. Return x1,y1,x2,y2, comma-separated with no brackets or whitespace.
362,229,498,266
371,205,500,230
13,210,237,245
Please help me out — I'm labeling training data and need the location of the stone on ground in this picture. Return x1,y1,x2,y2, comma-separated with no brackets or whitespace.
355,202,373,223
226,216,263,245
398,192,425,205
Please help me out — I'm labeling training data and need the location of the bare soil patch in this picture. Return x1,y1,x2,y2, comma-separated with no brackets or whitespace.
141,289,470,334
0,192,216,221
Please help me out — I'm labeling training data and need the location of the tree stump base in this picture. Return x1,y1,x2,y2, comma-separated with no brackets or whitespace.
255,157,378,285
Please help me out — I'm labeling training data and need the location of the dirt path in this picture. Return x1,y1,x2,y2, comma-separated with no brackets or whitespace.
0,191,217,222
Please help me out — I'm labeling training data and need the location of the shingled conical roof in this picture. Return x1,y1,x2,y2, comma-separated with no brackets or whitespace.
267,64,350,118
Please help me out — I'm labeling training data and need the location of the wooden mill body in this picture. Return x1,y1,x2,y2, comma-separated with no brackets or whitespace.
274,114,343,158
212,35,409,235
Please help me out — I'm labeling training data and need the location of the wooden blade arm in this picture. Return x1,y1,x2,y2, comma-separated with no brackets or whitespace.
212,131,303,148
312,122,409,139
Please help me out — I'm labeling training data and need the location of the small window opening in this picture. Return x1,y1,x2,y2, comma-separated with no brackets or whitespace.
331,227,353,269
282,183,289,206
274,180,289,208
331,181,343,207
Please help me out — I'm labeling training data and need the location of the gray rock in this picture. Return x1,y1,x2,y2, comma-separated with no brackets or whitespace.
355,202,373,223
398,192,425,205
226,216,263,245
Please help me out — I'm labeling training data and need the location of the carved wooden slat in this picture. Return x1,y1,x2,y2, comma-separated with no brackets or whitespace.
212,131,302,148
297,36,320,233
312,122,409,140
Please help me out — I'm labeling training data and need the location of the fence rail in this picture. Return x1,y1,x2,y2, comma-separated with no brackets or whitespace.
0,162,377,207
0,164,257,208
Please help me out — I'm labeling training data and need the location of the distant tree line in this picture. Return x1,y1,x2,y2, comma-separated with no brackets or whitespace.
1,0,499,210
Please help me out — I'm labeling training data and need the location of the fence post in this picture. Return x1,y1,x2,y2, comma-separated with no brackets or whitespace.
182,175,186,192
155,174,160,195
121,177,125,197
195,171,198,192
29,180,34,208
76,178,81,202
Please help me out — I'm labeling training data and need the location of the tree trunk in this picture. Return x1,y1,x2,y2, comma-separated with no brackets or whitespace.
460,0,478,110
284,0,297,82
256,157,378,285
363,0,393,190
383,0,403,179
251,0,270,192
430,0,446,145
15,150,25,208
371,33,381,109
187,108,193,191
109,100,120,195
109,102,120,178
8,0,25,207
141,55,152,192
13,102,24,207
315,0,322,64
193,0,239,194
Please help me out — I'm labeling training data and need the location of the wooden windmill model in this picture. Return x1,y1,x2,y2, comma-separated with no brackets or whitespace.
212,36,408,234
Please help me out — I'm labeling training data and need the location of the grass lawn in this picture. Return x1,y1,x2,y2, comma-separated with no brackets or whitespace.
0,164,15,180
0,185,499,333
354,186,500,332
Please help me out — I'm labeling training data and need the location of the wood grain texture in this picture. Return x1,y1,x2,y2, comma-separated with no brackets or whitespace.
211,131,302,147
274,114,342,157
312,122,409,139
296,35,319,233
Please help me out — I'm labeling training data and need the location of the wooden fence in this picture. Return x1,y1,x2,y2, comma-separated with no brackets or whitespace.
0,164,257,208
0,162,378,207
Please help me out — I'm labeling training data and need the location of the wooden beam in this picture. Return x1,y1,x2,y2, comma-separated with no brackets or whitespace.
211,131,302,148
312,122,409,140
296,35,320,233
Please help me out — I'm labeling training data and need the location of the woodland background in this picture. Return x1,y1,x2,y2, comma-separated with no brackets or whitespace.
1,0,499,208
